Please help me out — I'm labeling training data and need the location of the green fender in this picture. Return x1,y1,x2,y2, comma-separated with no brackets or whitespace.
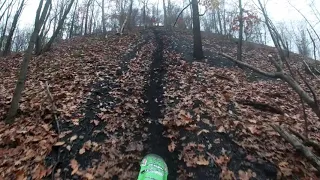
137,154,168,180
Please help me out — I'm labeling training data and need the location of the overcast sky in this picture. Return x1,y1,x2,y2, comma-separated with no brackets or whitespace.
19,0,320,29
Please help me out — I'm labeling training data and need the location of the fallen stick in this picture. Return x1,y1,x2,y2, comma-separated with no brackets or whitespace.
288,127,320,153
271,124,320,172
45,81,60,134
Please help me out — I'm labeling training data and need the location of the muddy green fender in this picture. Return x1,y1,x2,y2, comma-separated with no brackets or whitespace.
137,154,168,180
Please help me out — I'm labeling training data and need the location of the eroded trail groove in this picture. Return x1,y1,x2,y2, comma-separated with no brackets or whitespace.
143,29,178,179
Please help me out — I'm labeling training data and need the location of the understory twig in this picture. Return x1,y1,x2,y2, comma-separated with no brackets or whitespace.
45,81,60,134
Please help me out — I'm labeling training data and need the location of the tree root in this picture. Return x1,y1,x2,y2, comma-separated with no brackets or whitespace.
237,99,284,115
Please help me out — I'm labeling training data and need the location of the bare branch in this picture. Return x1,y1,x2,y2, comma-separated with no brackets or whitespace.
288,128,320,153
306,29,317,62
199,8,208,16
271,124,320,172
219,53,278,78
297,70,319,109
303,60,320,83
45,81,60,134
173,2,191,27
287,0,320,43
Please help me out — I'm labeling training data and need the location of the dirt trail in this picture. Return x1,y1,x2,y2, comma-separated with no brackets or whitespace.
143,28,178,180
46,34,150,179
45,28,278,179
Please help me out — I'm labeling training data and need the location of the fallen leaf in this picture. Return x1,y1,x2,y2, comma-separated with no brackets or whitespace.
54,141,65,146
92,120,99,126
70,159,79,175
70,135,78,142
220,167,235,180
278,161,289,167
197,129,209,136
196,156,209,166
16,170,25,180
126,141,144,152
79,148,86,155
217,126,226,133
238,169,257,180
168,141,176,152
84,173,94,180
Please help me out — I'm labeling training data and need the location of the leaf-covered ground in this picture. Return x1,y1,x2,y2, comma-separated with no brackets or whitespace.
0,27,319,179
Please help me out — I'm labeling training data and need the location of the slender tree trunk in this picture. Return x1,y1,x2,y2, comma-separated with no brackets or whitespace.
237,0,243,61
157,0,159,26
80,12,85,35
192,0,203,59
223,9,227,34
5,0,52,124
127,0,133,30
163,0,167,27
0,5,13,52
69,0,78,38
143,4,146,28
217,8,223,34
213,10,218,33
36,3,52,55
0,0,15,25
89,6,94,34
84,0,91,35
41,0,75,53
3,0,25,56
101,0,106,34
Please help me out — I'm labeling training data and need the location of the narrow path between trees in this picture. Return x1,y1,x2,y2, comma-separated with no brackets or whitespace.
143,28,178,180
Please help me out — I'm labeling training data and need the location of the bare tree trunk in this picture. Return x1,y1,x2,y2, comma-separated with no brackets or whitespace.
217,8,223,34
69,0,78,38
192,0,203,59
143,3,146,28
84,0,92,35
41,0,75,53
223,9,227,34
89,5,94,34
36,3,52,55
157,0,159,26
212,10,218,33
127,0,133,30
80,12,85,35
0,4,14,52
3,0,25,56
101,0,106,34
307,29,317,62
0,0,15,24
237,0,243,61
163,0,167,27
120,16,128,34
5,0,52,124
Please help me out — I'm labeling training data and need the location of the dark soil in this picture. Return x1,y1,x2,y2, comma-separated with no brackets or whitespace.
143,28,178,180
45,33,149,179
161,28,278,179
45,27,278,179
171,30,276,82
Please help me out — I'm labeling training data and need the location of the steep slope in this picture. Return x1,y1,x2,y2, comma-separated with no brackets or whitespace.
0,27,319,179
